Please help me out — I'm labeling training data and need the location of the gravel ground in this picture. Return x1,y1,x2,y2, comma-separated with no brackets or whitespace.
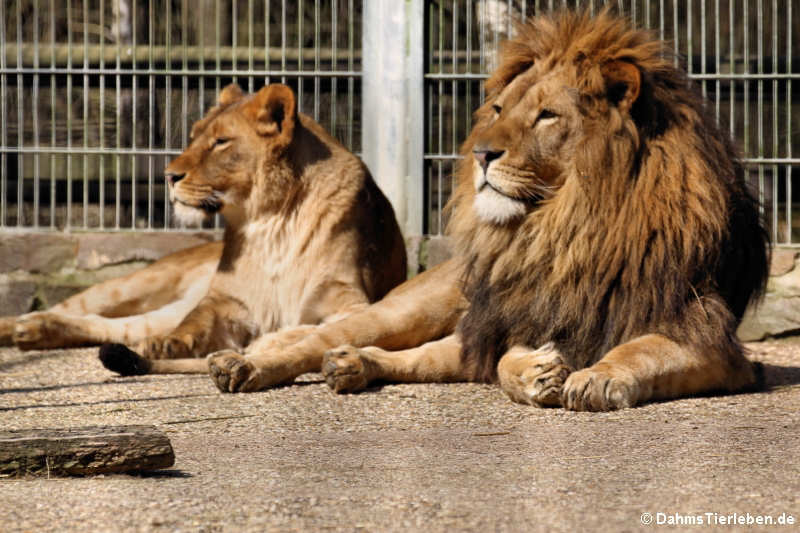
1,338,799,532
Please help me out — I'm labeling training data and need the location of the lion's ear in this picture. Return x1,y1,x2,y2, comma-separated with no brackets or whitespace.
218,83,244,106
602,60,640,112
250,84,297,143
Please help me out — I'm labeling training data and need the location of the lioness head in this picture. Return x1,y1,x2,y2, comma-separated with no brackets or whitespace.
467,16,642,226
165,83,298,225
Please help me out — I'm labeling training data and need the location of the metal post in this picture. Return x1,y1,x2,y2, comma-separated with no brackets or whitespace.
361,0,424,237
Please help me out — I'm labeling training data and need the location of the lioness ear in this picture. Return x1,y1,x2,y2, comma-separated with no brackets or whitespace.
218,83,244,106
602,60,640,112
250,84,297,142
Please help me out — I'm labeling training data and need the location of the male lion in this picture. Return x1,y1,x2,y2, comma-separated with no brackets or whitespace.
89,82,406,376
196,10,769,412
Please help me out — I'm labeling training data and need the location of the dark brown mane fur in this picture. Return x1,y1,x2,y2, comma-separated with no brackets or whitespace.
449,9,769,383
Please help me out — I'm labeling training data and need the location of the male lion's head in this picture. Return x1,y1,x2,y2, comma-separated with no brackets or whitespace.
165,83,299,226
451,10,769,382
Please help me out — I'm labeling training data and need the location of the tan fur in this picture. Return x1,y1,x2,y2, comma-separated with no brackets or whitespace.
232,10,767,412
99,83,407,380
0,241,221,350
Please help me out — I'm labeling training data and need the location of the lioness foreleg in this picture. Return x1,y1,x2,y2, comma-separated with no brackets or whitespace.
322,334,471,393
561,333,761,411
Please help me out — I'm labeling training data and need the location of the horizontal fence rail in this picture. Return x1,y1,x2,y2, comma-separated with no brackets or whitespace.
0,0,797,247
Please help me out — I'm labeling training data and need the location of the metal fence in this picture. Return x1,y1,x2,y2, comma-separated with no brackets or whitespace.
1,1,798,246
425,0,799,245
0,0,362,230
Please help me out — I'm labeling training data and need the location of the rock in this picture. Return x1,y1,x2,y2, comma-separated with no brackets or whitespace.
738,295,800,341
76,232,217,270
0,234,78,274
769,249,798,277
0,278,38,314
425,236,454,269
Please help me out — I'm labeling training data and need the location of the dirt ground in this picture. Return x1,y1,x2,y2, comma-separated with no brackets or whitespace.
1,338,799,532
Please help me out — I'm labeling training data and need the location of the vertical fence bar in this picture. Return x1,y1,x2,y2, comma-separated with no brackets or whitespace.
99,0,105,229
147,0,155,230
50,0,56,228
331,0,338,138
32,0,40,228
16,0,24,226
82,0,89,228
714,0,720,121
771,0,778,241
265,0,271,87
347,0,353,150
298,0,304,111
314,0,320,122
0,0,6,227
757,0,765,218
131,0,138,229
788,0,793,244
67,0,73,229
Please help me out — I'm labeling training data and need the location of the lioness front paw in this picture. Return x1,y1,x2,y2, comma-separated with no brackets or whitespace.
13,312,67,350
322,345,377,393
497,343,573,407
208,351,263,393
136,335,192,360
561,365,639,411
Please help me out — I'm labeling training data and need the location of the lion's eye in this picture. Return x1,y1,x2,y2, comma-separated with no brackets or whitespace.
536,109,558,122
214,137,230,146
492,104,502,115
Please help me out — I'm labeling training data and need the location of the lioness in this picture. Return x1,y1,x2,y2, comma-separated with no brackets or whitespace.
89,82,406,374
193,10,769,412
0,242,221,350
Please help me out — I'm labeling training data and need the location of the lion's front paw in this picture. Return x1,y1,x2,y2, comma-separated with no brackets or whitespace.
497,343,573,407
322,345,376,393
208,351,263,393
562,365,639,411
136,335,192,360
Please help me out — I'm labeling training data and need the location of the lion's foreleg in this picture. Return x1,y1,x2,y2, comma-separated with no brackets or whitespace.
321,334,471,393
561,333,760,411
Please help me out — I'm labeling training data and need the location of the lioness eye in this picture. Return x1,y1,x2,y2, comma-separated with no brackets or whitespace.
492,104,502,115
537,109,558,122
213,137,230,148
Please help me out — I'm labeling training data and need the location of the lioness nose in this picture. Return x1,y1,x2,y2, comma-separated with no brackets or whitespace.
473,148,505,173
165,171,185,185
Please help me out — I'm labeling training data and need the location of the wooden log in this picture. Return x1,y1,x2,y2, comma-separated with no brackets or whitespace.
0,425,175,478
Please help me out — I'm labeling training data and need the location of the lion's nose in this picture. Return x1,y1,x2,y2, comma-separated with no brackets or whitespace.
472,148,505,173
165,171,185,186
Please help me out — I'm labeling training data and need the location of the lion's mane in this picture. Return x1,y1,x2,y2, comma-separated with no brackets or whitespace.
448,10,769,382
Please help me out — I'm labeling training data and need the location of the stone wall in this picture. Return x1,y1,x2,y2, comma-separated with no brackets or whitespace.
737,248,800,341
1,232,797,341
0,232,218,314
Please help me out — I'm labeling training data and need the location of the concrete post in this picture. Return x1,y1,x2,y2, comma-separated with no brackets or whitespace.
361,0,424,237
